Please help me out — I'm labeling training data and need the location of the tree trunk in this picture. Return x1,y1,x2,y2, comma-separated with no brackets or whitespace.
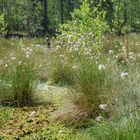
68,0,72,19
124,0,127,25
43,0,49,33
61,0,64,24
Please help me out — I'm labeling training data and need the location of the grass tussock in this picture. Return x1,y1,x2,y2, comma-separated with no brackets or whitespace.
0,38,51,106
51,51,114,125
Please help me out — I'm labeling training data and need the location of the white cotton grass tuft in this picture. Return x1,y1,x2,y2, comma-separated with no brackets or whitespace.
108,50,114,55
18,61,22,65
29,111,38,118
11,57,16,60
99,104,107,110
26,55,30,58
98,64,106,71
5,64,8,68
96,115,104,122
120,72,128,78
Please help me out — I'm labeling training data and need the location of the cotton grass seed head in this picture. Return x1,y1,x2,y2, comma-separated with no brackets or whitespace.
120,72,128,78
99,104,107,110
96,116,104,122
98,64,106,71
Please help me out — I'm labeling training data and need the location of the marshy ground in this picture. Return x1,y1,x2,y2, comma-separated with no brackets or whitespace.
0,34,140,139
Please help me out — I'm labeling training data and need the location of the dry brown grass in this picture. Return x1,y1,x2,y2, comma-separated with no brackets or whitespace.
51,100,99,126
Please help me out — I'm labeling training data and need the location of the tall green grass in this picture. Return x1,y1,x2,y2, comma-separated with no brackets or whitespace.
74,115,140,140
0,58,37,106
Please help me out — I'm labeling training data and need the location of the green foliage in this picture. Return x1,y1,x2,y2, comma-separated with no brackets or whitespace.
59,0,108,50
112,0,140,33
52,25,140,126
0,14,6,34
0,105,76,139
0,0,77,35
1,0,140,35
0,40,40,106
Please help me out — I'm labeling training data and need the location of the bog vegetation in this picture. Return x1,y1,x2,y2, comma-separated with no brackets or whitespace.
0,0,140,139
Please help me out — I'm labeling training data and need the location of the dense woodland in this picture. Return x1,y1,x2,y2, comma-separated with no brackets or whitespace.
1,0,140,36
